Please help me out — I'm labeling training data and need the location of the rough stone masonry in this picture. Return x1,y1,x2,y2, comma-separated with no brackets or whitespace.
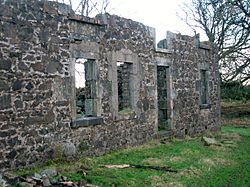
0,0,220,170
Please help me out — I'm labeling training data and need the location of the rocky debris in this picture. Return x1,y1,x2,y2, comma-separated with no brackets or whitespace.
19,181,34,187
202,132,241,147
40,167,58,178
2,167,99,187
202,136,219,146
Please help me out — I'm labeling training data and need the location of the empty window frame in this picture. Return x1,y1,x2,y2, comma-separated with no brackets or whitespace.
200,69,208,105
117,62,133,111
157,66,170,131
75,58,96,118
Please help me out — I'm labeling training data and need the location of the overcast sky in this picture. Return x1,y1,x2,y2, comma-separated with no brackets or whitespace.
68,0,207,42
108,0,194,41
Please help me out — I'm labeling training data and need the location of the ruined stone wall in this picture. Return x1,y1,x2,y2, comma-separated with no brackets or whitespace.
155,33,220,137
0,0,157,170
0,0,74,169
69,14,157,156
0,0,220,171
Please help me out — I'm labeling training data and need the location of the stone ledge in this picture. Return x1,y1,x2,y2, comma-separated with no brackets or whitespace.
155,48,173,54
156,130,173,139
200,104,211,109
71,116,104,128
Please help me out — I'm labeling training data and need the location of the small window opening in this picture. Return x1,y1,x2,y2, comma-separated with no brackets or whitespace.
185,129,188,135
117,62,133,112
200,70,208,105
157,66,170,131
75,58,96,118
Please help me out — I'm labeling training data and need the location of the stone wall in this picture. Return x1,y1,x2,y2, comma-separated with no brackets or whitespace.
161,33,220,137
0,0,220,171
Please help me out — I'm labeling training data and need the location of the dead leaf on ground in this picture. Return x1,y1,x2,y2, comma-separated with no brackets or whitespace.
103,164,130,169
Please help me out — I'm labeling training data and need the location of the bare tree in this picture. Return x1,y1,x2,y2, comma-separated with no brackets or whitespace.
72,0,110,17
52,0,110,17
181,0,250,84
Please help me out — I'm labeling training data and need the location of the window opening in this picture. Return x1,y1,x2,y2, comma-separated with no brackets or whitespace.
200,70,208,105
157,66,170,131
117,62,133,112
75,58,96,118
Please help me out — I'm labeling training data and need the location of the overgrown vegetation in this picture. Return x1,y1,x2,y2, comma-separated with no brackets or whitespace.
221,81,250,126
221,81,250,101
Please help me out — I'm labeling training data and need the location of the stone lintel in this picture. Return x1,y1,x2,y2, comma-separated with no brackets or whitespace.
199,104,211,109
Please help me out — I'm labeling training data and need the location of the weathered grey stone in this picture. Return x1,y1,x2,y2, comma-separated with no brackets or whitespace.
25,82,34,90
12,80,22,91
0,130,16,137
6,150,17,159
61,142,76,158
202,136,217,146
18,62,29,71
0,80,9,91
31,62,44,72
45,61,62,74
0,94,11,110
32,173,42,180
0,59,11,70
17,27,34,41
14,99,23,109
19,182,33,187
39,29,50,42
40,167,57,178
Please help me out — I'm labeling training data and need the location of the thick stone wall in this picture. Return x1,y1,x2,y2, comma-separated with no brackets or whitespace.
0,0,220,171
167,34,220,137
0,0,74,169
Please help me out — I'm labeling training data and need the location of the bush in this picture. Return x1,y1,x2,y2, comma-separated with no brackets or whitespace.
221,81,250,101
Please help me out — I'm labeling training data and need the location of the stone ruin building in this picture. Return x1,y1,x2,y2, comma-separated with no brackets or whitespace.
0,0,220,170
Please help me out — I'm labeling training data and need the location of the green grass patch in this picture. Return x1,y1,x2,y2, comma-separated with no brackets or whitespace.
13,127,250,187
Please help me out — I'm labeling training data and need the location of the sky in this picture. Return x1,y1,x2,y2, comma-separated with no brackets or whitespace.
66,0,207,42
108,0,197,42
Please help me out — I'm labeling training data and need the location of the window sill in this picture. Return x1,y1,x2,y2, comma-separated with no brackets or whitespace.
71,116,104,128
200,104,211,109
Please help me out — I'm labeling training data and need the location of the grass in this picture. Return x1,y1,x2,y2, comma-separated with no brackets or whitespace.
13,126,250,187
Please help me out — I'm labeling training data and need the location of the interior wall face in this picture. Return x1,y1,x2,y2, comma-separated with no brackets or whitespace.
0,0,220,170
